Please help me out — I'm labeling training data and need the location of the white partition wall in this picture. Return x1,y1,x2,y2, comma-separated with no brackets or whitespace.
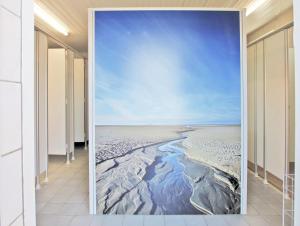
247,44,255,165
66,50,75,161
264,31,287,181
35,31,48,176
255,41,265,168
1,0,35,225
84,59,89,148
293,2,300,225
247,27,293,188
48,49,67,155
288,27,295,165
74,58,85,143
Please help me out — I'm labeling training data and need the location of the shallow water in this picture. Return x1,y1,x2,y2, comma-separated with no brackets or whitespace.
97,138,240,215
143,140,204,214
143,139,240,215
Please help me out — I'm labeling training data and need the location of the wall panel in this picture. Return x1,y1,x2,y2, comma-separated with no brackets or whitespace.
84,59,88,144
66,50,75,159
264,30,286,180
0,0,35,225
0,82,22,154
255,40,265,167
0,150,23,226
0,7,21,82
247,44,255,164
74,58,85,142
36,31,48,173
288,27,295,164
48,49,66,155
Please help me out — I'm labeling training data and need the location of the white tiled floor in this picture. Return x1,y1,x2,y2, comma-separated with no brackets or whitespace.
36,148,286,226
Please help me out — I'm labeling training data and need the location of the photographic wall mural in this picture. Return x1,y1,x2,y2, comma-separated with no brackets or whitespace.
93,10,242,215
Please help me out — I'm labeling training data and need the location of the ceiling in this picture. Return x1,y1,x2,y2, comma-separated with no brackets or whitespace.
35,0,293,56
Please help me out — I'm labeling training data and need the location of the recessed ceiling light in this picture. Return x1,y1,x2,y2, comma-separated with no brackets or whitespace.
34,3,69,36
246,0,267,16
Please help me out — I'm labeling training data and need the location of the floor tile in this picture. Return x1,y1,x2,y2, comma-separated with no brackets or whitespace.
36,149,285,226
204,215,229,226
262,215,282,226
144,215,165,226
61,203,89,215
184,215,207,226
39,203,64,215
244,216,270,226
37,214,73,226
165,215,185,226
69,215,94,226
90,216,104,226
101,215,124,226
223,215,249,226
123,215,143,226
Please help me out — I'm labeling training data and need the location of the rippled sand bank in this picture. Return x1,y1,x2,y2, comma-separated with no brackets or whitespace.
95,125,241,215
182,126,241,180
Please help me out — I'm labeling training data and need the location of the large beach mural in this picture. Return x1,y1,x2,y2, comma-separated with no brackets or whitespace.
94,10,241,215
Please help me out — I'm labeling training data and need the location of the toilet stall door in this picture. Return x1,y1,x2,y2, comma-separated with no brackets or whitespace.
264,30,287,181
74,58,85,143
48,48,66,155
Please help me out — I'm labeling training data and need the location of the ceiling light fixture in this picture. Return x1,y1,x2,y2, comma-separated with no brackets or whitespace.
34,3,69,36
246,0,267,16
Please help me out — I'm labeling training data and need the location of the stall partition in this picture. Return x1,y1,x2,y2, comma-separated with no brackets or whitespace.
74,58,86,145
35,31,49,187
35,31,87,187
247,26,295,191
48,48,67,157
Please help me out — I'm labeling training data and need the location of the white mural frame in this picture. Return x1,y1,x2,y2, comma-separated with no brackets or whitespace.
88,8,247,215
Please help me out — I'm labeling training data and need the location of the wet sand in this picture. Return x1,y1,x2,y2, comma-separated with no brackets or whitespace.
95,125,241,215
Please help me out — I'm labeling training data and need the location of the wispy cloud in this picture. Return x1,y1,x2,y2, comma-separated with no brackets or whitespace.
95,11,241,125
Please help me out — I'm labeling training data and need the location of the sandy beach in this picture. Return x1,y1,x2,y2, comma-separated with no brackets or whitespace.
95,125,241,215
182,126,241,180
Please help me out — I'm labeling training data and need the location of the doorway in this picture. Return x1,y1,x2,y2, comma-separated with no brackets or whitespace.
34,30,89,223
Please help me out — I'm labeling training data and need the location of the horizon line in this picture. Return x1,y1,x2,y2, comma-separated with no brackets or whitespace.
95,124,241,126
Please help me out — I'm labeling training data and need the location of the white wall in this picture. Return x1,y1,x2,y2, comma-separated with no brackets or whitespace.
288,27,295,163
0,0,35,225
293,1,300,225
48,49,66,155
35,31,48,174
264,31,287,180
247,28,291,182
247,44,255,164
74,58,85,142
66,50,75,159
255,41,265,168
84,59,89,144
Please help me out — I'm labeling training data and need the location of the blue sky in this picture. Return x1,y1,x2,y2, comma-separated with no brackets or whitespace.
95,10,241,125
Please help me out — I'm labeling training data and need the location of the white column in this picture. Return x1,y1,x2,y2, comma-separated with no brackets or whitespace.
74,58,85,143
36,31,49,184
22,0,36,225
66,50,75,160
293,0,300,225
84,58,89,150
48,49,67,157
0,0,35,225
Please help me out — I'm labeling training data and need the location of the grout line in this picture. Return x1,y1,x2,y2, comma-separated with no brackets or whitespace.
0,5,21,18
0,79,21,84
1,148,22,157
8,213,23,226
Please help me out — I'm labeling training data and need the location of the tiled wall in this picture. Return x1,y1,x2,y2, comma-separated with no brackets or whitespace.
0,0,24,225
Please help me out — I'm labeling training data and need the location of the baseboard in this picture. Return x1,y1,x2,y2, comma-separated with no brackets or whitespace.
248,161,283,191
